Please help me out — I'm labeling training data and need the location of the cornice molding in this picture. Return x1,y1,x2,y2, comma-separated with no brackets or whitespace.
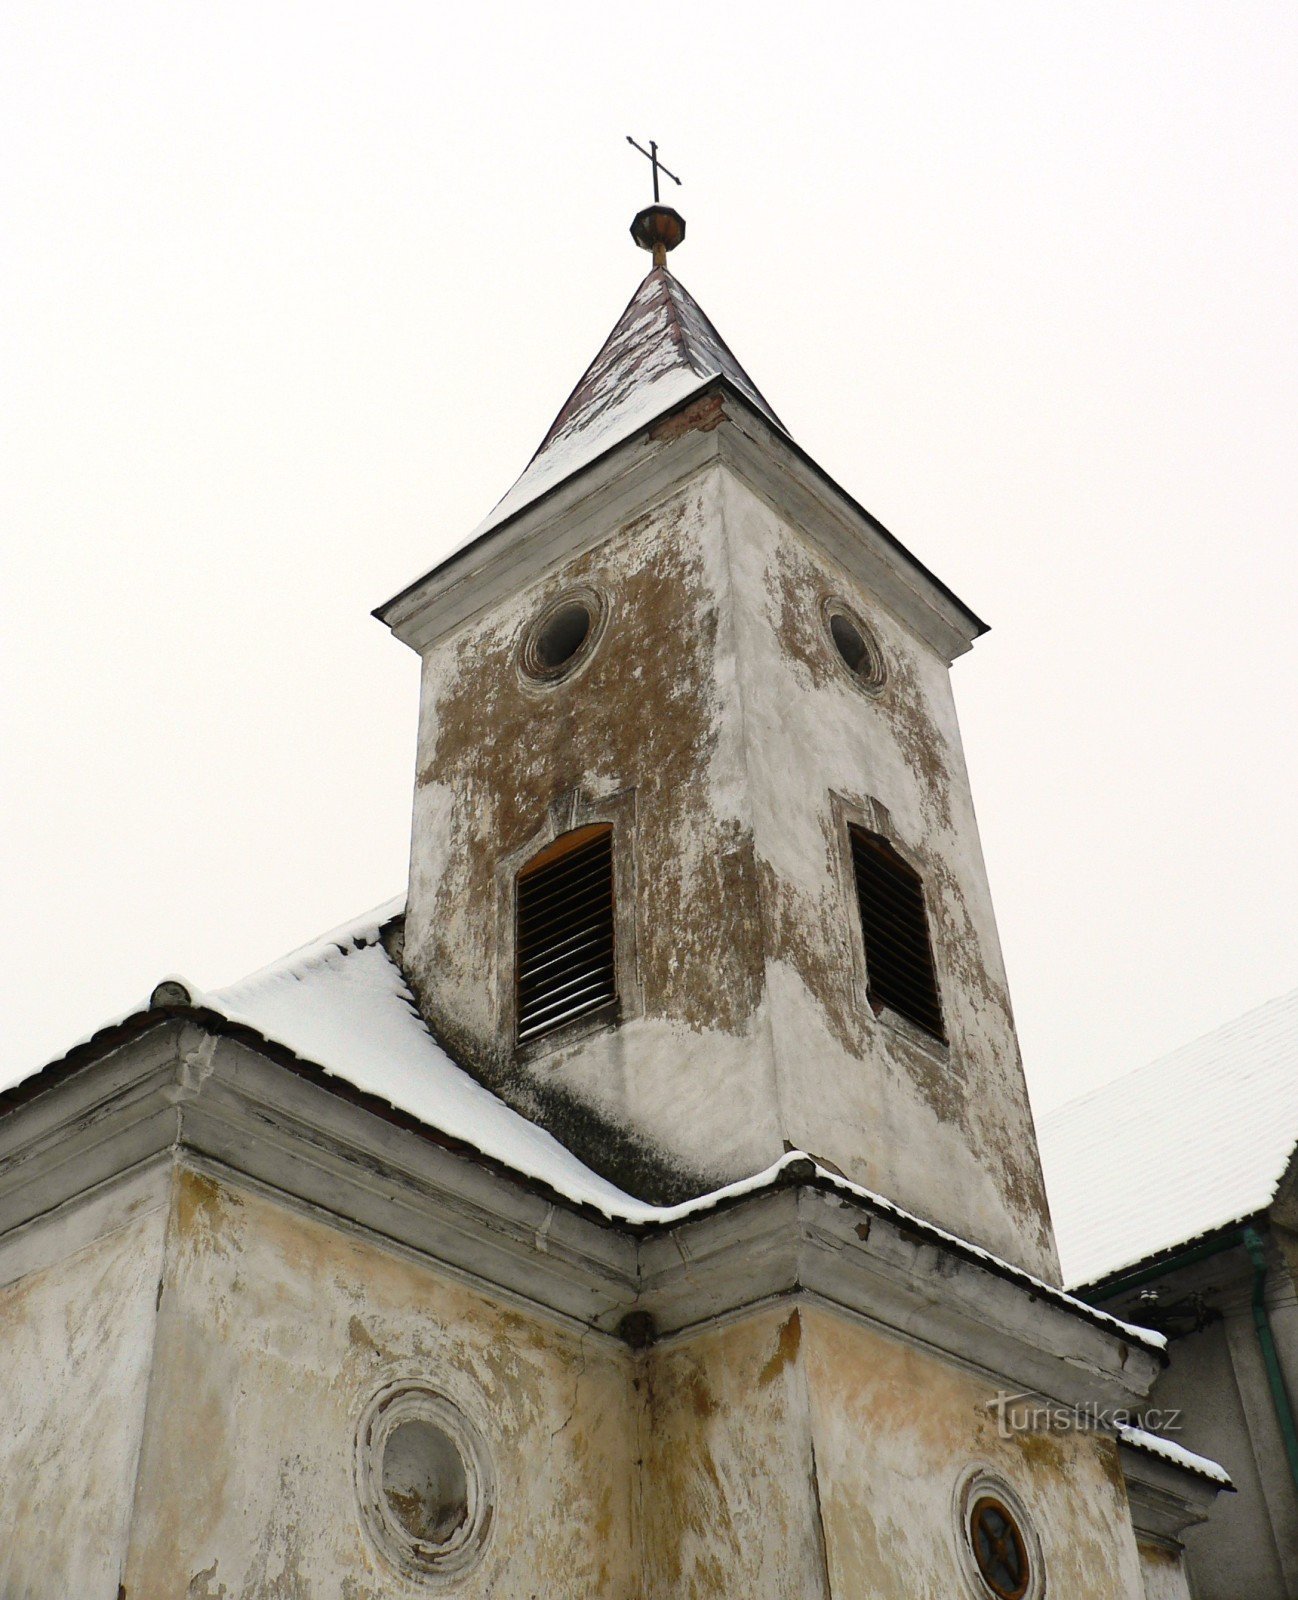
379,384,984,665
1,1027,1158,1406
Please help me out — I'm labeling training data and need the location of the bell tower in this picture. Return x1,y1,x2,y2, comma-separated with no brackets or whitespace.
378,204,1058,1282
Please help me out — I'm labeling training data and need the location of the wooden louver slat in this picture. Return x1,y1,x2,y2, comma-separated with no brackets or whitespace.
516,827,617,1044
849,827,945,1042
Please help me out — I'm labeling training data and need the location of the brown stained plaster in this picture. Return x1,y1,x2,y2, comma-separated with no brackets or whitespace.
174,1168,244,1260
763,532,1055,1255
1137,1540,1184,1568
1096,1432,1132,1496
410,490,770,1198
641,1341,742,1590
758,1306,803,1387
186,1560,227,1599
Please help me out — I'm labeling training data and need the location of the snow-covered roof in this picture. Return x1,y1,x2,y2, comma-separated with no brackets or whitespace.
1039,985,1298,1288
1117,1425,1233,1487
2,903,1161,1352
209,902,650,1220
468,266,782,547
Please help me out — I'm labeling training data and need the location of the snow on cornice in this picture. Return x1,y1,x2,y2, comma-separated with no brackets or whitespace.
3,900,1165,1360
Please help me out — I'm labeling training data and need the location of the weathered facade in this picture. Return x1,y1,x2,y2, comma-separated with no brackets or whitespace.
0,1025,1215,1598
2,222,1229,1597
388,267,1053,1278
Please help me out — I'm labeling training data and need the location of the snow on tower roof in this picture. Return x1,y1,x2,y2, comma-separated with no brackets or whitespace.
467,266,782,545
1038,984,1298,1288
376,260,988,648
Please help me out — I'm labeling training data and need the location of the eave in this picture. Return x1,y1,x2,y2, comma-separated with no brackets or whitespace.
375,377,988,665
2,1017,1161,1411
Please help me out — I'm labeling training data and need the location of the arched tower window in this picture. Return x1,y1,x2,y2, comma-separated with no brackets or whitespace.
515,824,617,1045
848,825,944,1042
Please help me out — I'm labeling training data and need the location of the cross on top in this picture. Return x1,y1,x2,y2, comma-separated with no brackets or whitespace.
626,136,682,205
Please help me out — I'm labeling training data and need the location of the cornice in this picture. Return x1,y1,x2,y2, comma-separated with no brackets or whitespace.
377,383,985,665
1,1027,1158,1405
1119,1442,1225,1543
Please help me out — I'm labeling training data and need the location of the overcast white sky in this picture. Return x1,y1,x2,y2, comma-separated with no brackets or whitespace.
3,2,1295,1118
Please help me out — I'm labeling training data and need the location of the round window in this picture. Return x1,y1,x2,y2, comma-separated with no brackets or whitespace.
969,1497,1030,1600
356,1382,493,1584
822,598,885,692
521,588,605,682
953,1470,1042,1600
382,1418,469,1545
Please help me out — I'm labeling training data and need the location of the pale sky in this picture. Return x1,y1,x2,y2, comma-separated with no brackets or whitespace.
3,2,1295,1119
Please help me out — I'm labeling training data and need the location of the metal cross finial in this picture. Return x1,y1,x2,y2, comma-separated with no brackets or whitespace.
626,136,682,205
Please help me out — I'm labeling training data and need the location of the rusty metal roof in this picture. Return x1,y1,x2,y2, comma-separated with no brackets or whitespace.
537,265,782,455
461,267,783,549
375,265,988,643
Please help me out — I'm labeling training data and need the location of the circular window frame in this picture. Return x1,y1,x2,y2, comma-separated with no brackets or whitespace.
821,596,886,694
952,1467,1044,1600
519,585,607,685
355,1380,494,1586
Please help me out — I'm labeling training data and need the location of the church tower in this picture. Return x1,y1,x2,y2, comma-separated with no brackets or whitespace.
2,182,1227,1600
379,203,1057,1280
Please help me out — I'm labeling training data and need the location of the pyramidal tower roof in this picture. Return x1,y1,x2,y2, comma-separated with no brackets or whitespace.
467,265,784,544
378,217,985,651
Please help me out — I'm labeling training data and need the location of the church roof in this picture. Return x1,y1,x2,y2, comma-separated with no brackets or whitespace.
1039,983,1298,1287
0,903,1162,1352
462,266,783,547
204,903,650,1220
376,260,988,648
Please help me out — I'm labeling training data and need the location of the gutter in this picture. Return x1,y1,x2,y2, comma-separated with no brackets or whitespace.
1084,1223,1298,1500
1242,1226,1298,1497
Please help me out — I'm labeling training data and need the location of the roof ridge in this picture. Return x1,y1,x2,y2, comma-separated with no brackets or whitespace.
660,270,785,429
657,268,694,370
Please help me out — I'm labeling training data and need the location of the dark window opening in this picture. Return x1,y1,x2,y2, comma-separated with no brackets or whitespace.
516,824,617,1044
849,826,944,1042
969,1497,1030,1600
521,591,602,682
823,599,886,691
534,603,590,672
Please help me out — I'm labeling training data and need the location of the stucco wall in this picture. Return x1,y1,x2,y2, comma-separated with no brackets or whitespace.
407,467,781,1203
123,1163,637,1599
0,1172,168,1599
405,444,1054,1275
0,1147,1152,1599
800,1303,1146,1599
640,1304,828,1598
721,472,1056,1278
1136,1540,1194,1600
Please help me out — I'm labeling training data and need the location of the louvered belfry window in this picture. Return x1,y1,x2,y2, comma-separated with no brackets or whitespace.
515,824,617,1045
849,825,945,1042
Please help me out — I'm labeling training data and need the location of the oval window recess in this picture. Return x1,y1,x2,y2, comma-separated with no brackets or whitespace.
356,1382,494,1585
952,1469,1043,1600
521,589,605,682
969,1497,1031,1599
823,598,886,692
